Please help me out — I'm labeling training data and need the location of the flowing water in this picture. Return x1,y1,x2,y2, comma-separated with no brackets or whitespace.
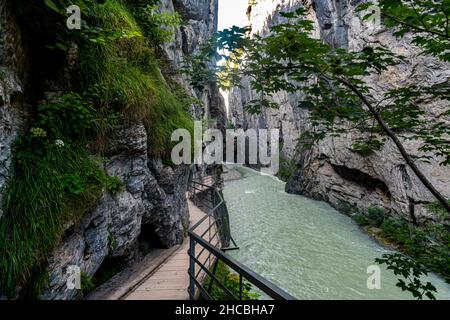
222,166,450,300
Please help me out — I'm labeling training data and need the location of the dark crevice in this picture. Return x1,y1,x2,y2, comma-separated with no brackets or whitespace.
181,27,190,54
92,256,129,287
400,164,418,224
408,197,418,226
331,163,390,195
172,0,195,21
138,223,165,256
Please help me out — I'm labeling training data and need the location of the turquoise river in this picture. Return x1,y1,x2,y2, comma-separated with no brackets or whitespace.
222,166,450,300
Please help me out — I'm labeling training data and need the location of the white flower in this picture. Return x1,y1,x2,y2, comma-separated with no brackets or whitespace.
55,139,65,148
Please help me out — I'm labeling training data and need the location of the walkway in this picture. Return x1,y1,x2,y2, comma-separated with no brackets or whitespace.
122,199,219,300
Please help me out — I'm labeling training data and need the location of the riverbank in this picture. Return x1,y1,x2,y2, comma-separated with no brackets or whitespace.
222,166,243,182
223,164,449,285
222,165,450,299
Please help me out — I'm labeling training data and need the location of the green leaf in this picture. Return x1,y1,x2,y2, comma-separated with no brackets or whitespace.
43,0,62,14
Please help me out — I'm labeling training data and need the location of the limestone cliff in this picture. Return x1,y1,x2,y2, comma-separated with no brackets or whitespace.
227,0,450,223
0,0,26,219
0,0,224,299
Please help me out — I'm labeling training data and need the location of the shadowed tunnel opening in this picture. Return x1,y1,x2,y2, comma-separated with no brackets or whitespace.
92,256,129,290
331,164,391,195
89,223,166,292
138,223,165,255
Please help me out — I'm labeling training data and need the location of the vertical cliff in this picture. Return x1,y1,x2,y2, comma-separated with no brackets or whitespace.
0,0,224,299
0,0,27,219
227,0,450,223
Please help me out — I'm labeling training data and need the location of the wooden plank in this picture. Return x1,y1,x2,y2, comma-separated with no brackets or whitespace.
123,198,218,300
126,289,188,300
88,191,224,301
87,246,180,300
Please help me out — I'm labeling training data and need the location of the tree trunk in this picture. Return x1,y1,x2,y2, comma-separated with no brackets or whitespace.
337,77,450,214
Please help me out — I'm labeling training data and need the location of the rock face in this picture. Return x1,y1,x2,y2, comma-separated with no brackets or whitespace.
227,0,450,223
0,0,225,299
162,0,226,130
0,0,27,218
42,123,192,300
42,0,225,300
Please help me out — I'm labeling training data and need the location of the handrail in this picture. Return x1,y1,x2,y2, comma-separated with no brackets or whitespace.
188,228,296,300
189,178,237,249
187,171,295,300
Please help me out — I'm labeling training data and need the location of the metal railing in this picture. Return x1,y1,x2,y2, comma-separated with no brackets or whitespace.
187,173,295,300
189,179,236,250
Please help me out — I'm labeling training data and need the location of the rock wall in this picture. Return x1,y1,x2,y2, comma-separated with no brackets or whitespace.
0,0,27,218
162,0,226,131
0,0,225,299
227,0,450,223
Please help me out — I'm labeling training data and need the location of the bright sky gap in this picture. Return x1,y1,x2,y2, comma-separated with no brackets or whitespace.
218,0,249,30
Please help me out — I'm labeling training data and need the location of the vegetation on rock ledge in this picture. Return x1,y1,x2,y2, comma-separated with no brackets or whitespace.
354,207,450,285
0,0,195,297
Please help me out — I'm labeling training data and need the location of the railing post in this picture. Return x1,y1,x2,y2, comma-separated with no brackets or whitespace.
239,274,243,300
187,176,295,300
207,258,219,294
189,235,196,299
211,187,215,209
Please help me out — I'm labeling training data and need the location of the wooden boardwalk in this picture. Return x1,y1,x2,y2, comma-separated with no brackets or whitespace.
122,199,220,300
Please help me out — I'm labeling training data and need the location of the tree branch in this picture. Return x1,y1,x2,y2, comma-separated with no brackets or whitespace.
336,76,450,214
381,12,450,39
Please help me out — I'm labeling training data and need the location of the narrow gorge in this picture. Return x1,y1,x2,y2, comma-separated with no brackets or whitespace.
227,0,450,224
0,0,225,299
0,0,449,301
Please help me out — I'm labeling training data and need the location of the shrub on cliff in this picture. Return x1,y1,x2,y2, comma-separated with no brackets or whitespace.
0,0,195,296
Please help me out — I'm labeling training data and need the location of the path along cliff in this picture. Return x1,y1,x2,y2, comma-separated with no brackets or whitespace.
0,0,225,299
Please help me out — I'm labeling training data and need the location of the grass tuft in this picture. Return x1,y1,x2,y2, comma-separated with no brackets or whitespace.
0,93,121,296
0,0,195,296
79,0,194,158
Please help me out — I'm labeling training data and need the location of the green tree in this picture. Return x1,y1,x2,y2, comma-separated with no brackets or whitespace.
182,1,450,300
376,253,437,300
185,3,450,214
359,0,450,62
